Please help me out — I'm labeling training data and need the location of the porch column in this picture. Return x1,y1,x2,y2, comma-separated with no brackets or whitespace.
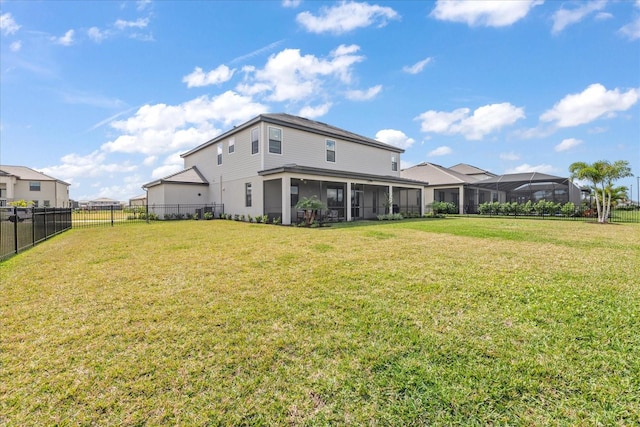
459,185,465,214
346,182,352,221
281,175,291,225
420,187,425,216
388,185,393,214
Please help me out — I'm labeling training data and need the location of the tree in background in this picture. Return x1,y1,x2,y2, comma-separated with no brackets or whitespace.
569,160,633,223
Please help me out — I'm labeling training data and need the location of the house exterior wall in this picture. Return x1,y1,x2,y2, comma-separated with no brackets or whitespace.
10,178,69,207
180,119,403,217
261,124,400,177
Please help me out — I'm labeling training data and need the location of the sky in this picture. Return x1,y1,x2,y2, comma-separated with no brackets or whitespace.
1,0,639,202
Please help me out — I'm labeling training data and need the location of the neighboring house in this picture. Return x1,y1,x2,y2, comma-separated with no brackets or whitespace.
143,113,427,225
88,197,123,210
129,194,147,207
0,165,70,208
401,162,581,214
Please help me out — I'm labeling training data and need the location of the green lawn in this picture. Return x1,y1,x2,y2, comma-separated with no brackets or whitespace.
1,218,639,426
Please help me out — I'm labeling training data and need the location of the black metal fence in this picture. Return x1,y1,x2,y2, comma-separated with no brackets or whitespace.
71,204,225,229
1,207,72,261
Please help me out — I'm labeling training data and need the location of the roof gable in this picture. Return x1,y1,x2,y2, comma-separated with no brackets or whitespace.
142,166,209,189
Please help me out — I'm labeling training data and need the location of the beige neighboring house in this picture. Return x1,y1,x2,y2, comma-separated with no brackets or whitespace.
401,162,582,214
129,194,147,207
143,113,427,224
0,165,70,208
88,197,123,210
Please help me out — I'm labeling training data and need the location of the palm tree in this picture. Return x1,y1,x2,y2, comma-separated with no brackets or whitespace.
569,160,633,223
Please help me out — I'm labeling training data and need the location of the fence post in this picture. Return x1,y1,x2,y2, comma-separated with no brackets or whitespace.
13,207,18,255
146,204,149,224
31,207,36,247
111,205,114,227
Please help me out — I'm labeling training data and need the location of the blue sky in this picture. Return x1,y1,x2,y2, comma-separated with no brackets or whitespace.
1,0,639,202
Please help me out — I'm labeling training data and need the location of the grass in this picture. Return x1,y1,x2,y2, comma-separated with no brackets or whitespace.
1,217,639,425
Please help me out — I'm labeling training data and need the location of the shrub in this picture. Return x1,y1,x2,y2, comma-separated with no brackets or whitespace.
247,214,253,223
255,215,263,223
272,216,281,225
203,212,214,220
560,202,576,217
431,201,457,215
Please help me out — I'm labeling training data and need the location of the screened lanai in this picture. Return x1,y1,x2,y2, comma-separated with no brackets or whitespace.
472,172,582,206
259,165,425,225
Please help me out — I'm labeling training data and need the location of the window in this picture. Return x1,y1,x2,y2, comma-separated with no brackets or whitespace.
32,200,39,207
245,183,252,207
326,140,336,162
268,127,282,154
29,181,41,191
327,187,343,207
251,128,259,154
228,137,235,154
391,156,398,172
44,200,51,207
291,184,299,206
217,144,223,165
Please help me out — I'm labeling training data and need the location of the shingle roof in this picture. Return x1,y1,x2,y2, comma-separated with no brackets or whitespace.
142,166,208,189
0,165,70,185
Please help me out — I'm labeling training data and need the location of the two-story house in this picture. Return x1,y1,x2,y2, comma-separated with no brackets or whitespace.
0,165,70,208
143,113,427,225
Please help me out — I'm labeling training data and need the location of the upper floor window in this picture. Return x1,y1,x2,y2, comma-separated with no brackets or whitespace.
245,183,252,207
217,144,223,165
326,140,336,163
251,128,259,155
30,181,41,191
268,127,282,154
228,137,235,154
391,156,398,172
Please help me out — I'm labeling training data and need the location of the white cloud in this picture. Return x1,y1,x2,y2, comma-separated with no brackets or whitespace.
297,1,400,34
551,0,607,34
595,12,613,21
0,12,20,35
540,83,640,128
431,0,542,27
88,26,108,42
151,152,184,179
619,16,640,40
428,146,452,156
403,58,432,74
282,0,301,8
415,103,525,140
183,65,236,88
114,18,149,30
237,45,365,103
504,163,557,174
102,91,266,155
298,103,332,118
346,85,382,101
375,129,415,149
53,29,75,46
499,152,520,161
40,151,137,182
10,41,22,52
555,138,583,152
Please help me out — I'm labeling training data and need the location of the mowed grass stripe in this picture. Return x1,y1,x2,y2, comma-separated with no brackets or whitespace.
1,218,639,425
